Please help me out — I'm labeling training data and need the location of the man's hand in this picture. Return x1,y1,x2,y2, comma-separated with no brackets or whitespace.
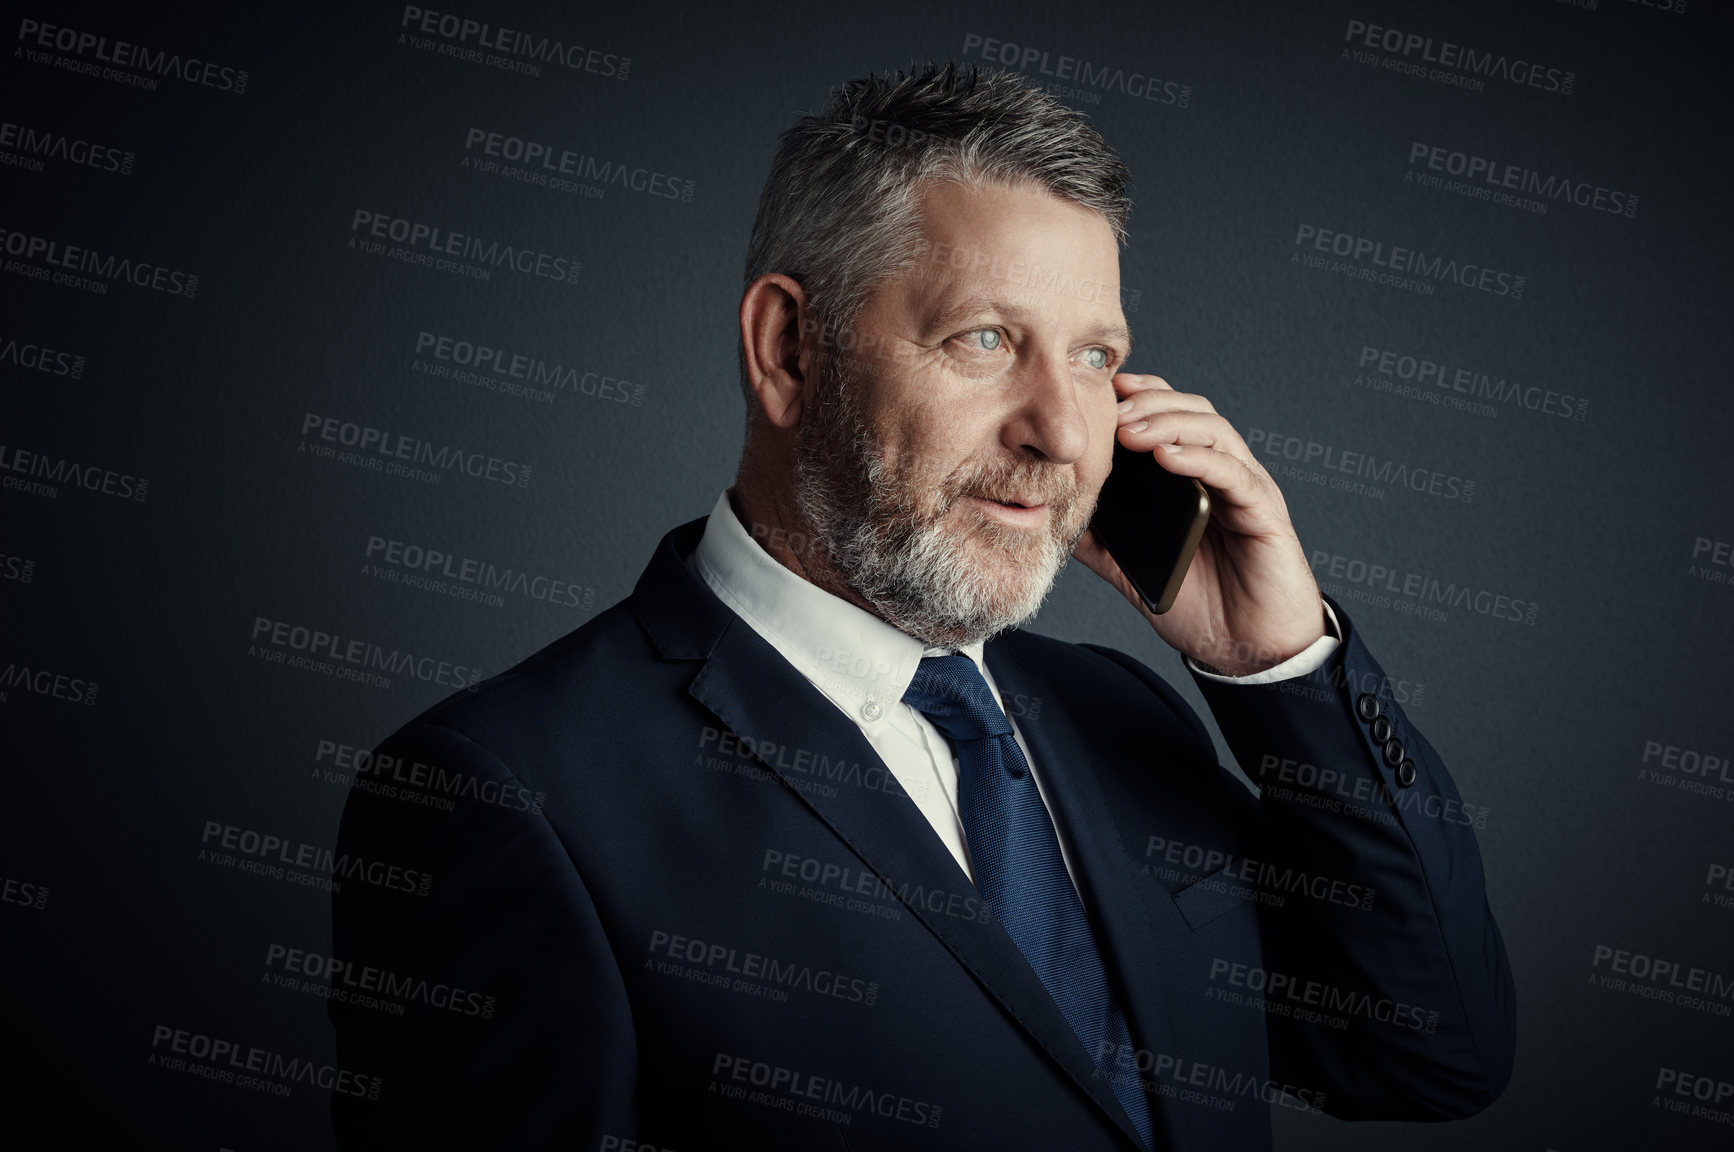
1072,372,1327,676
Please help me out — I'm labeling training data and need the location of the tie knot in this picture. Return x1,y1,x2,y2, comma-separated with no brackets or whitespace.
901,654,1013,743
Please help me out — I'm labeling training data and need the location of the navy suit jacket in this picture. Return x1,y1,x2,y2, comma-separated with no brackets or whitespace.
328,516,1515,1150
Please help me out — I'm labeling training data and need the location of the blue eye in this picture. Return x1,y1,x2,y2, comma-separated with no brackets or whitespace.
1083,348,1109,370
968,329,1002,351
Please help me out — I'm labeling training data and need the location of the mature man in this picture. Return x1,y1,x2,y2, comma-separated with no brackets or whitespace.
330,63,1514,1150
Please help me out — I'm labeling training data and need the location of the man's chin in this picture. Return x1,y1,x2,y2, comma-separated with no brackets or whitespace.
830,495,1075,646
862,546,1056,648
944,527,1067,628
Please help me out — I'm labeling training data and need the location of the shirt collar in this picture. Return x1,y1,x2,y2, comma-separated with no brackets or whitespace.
688,490,989,716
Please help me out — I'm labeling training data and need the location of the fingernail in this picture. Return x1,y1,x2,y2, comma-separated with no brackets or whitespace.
1116,398,1133,413
1159,442,1184,454
1124,420,1148,433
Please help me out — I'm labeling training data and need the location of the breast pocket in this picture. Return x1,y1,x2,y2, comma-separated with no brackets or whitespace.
1169,865,1255,931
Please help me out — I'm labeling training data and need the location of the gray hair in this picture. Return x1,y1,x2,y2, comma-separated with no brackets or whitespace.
737,60,1132,409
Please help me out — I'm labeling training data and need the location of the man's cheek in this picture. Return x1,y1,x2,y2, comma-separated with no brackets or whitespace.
1082,437,1115,504
886,422,966,496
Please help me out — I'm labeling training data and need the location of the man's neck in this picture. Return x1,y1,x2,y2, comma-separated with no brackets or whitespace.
726,478,880,621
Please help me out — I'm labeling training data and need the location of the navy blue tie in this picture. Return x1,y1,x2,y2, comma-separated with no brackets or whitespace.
903,654,1155,1149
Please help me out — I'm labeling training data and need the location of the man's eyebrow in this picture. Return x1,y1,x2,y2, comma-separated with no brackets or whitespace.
922,294,1006,333
1086,322,1135,357
926,295,1135,353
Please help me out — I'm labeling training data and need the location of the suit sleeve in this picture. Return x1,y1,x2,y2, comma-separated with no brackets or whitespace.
327,721,638,1149
1097,595,1516,1121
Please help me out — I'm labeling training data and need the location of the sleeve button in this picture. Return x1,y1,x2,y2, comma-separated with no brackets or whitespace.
1355,693,1380,722
1382,737,1406,768
1370,716,1392,744
1396,759,1418,788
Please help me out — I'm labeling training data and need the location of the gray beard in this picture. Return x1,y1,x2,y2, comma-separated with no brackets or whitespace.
791,348,1086,648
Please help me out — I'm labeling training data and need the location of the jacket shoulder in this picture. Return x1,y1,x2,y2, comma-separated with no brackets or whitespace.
376,600,666,762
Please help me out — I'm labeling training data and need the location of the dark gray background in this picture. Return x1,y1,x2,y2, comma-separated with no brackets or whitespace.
3,0,1730,1147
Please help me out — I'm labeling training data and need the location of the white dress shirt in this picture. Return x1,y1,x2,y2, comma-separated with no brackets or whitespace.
686,490,1340,894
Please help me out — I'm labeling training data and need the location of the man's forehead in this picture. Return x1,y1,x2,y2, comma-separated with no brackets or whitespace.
873,180,1130,339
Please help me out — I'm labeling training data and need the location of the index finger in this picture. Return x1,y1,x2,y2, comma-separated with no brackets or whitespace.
1112,372,1173,398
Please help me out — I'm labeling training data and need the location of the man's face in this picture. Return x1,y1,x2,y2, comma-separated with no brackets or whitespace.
793,178,1129,646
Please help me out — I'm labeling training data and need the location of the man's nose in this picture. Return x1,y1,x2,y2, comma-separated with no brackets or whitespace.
1002,352,1090,465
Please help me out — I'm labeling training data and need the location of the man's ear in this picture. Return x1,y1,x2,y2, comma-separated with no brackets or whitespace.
739,273,815,430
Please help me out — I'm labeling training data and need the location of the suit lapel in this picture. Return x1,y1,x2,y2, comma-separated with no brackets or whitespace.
630,519,1145,1148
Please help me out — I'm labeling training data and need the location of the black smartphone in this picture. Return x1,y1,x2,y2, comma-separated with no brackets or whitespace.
1088,441,1211,614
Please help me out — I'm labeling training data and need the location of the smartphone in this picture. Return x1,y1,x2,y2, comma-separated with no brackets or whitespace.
1088,441,1211,614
